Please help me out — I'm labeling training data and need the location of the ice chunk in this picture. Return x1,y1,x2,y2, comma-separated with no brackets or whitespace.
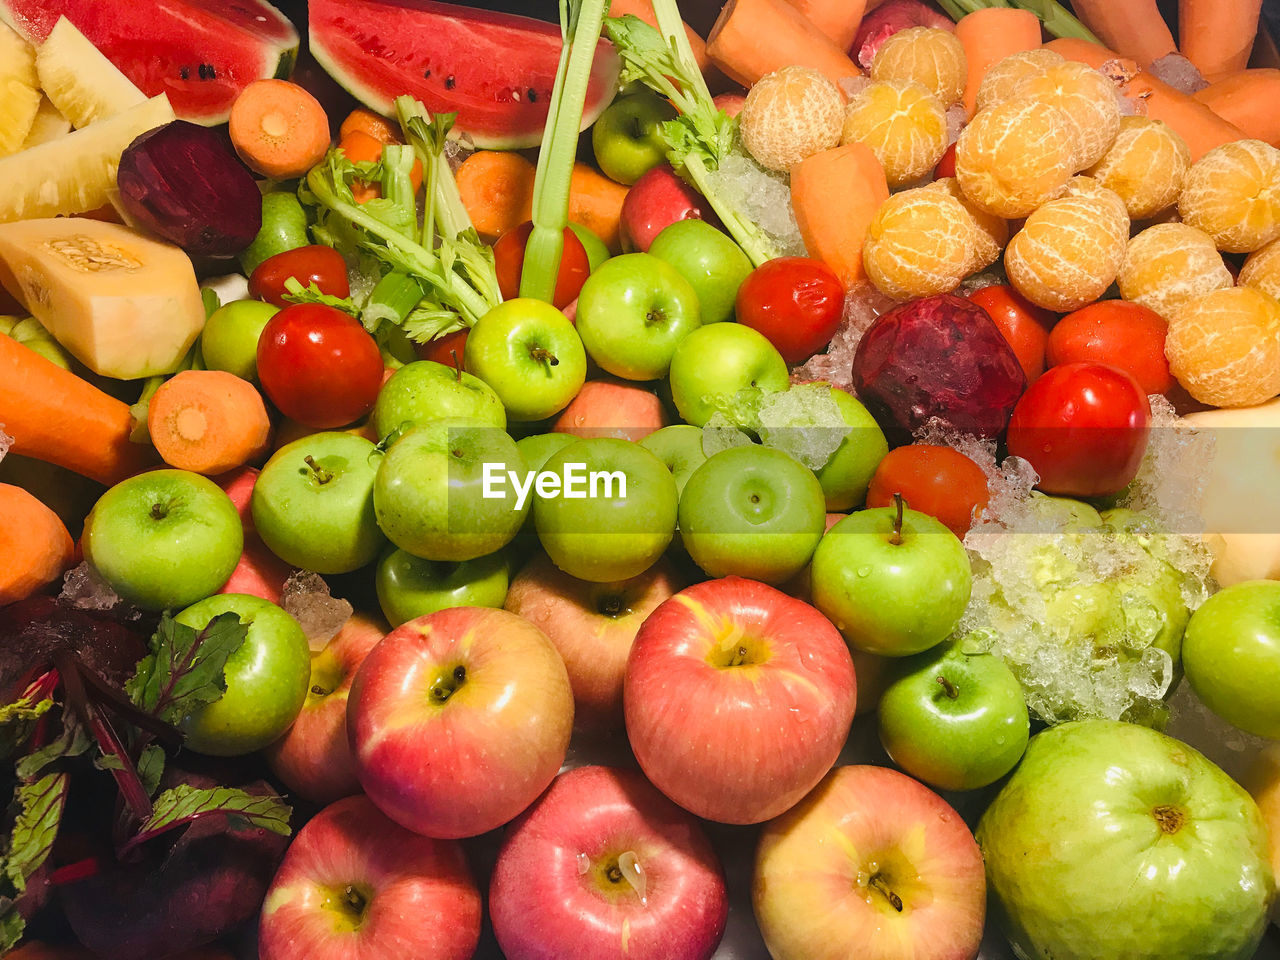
280,570,353,647
757,384,847,470
0,426,10,466
445,132,476,173
704,150,807,258
791,283,896,390
1148,53,1209,94
838,75,874,100
945,104,967,147
1164,678,1272,784
60,561,125,612
956,264,1009,296
701,413,756,458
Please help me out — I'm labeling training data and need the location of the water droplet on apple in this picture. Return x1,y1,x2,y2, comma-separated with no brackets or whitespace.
856,566,872,578
576,853,591,875
617,851,648,906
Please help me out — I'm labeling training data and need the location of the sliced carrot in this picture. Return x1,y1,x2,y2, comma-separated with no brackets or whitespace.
147,370,272,476
569,163,630,254
0,482,74,606
955,8,1042,117
1194,69,1280,146
0,335,154,485
229,78,332,180
455,150,537,243
706,0,862,89
784,0,867,52
338,130,423,204
1179,0,1263,81
339,107,402,145
791,142,889,290
1045,37,1246,161
1066,0,1175,68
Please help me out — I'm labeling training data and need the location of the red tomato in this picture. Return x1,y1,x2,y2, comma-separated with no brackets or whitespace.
866,445,990,537
415,328,469,368
249,245,351,308
1047,300,1172,396
1006,362,1151,499
967,284,1055,382
256,303,384,428
735,257,845,365
934,142,957,179
493,221,590,309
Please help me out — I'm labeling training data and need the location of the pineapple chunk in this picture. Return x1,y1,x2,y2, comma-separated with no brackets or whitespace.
0,22,40,155
0,94,174,223
36,16,146,128
0,218,204,380
20,97,72,149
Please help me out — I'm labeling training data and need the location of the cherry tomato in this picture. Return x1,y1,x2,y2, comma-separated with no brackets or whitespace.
735,256,845,365
967,284,1055,382
256,303,384,428
866,445,990,537
415,328,469,368
1006,362,1151,499
934,142,957,179
493,221,591,309
1046,300,1172,396
249,245,351,308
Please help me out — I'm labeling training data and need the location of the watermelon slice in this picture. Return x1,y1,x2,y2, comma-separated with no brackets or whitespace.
0,0,298,125
309,0,621,150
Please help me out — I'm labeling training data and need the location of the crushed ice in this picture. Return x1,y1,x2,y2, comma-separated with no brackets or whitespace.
60,561,127,613
790,283,897,390
280,570,353,647
757,384,847,470
704,151,807,258
1148,53,1210,94
0,426,10,467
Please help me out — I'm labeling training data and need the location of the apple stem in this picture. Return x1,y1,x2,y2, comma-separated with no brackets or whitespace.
342,885,367,917
530,346,559,367
450,348,462,381
889,492,905,545
149,501,168,521
311,684,330,697
937,676,959,700
727,645,750,667
304,455,334,485
869,875,904,912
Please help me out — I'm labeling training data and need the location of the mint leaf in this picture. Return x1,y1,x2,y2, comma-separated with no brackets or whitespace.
120,786,291,857
280,277,361,316
0,772,69,948
0,698,52,759
126,613,248,727
15,711,90,782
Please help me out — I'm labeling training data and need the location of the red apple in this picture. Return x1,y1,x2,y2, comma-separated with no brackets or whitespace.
258,794,481,960
623,577,856,824
348,606,575,838
504,553,682,731
264,613,386,804
214,465,292,602
490,765,728,960
552,377,669,442
620,164,710,254
753,765,986,960
712,92,746,118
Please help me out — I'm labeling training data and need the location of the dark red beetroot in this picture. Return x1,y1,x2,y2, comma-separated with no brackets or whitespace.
852,294,1026,443
851,0,956,69
116,121,262,257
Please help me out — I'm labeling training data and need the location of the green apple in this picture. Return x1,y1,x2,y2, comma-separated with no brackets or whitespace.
878,640,1029,791
591,91,678,186
648,220,752,325
569,222,611,272
374,418,527,561
83,469,243,611
5,317,75,369
372,359,506,440
815,388,889,511
639,424,708,495
668,323,790,427
978,719,1275,960
517,432,579,472
1182,580,1280,739
534,438,678,582
200,299,277,382
574,253,701,381
174,593,311,755
678,445,825,583
251,432,386,575
376,547,510,626
811,501,972,656
464,298,587,421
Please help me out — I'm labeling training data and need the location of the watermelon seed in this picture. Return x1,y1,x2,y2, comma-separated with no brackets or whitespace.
445,75,456,89
512,89,521,102
423,68,431,79
527,88,538,103
179,66,189,80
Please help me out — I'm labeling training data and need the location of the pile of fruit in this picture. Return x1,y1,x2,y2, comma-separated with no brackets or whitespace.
1,0,1279,958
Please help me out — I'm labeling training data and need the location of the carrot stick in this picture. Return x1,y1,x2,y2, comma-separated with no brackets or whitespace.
956,8,1043,118
339,129,423,204
1045,37,1246,160
608,0,716,78
784,0,868,54
1179,0,1263,81
790,142,889,290
455,150,537,242
229,78,332,181
569,162,630,254
147,370,272,476
1067,0,1175,67
339,107,402,145
0,335,153,485
706,0,863,88
1194,69,1280,146
0,482,75,605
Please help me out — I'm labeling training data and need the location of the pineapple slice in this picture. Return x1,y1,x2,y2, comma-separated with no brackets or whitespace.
0,94,175,223
36,16,145,129
20,97,72,150
0,22,40,155
0,218,205,380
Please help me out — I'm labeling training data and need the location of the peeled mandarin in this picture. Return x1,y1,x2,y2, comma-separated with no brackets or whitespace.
955,99,1076,217
870,26,967,107
1061,175,1130,226
841,79,948,188
925,177,1008,271
1178,139,1280,253
1240,237,1280,300
1118,222,1233,318
975,49,1064,112
1017,61,1121,170
1005,194,1129,311
739,66,845,173
1087,116,1190,220
1165,286,1280,407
